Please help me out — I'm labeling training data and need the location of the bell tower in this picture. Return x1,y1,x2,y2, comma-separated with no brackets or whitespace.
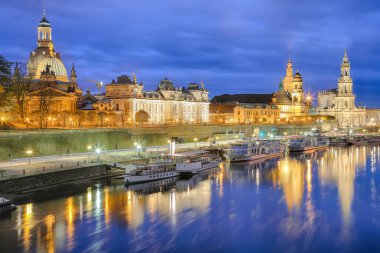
37,11,54,53
70,64,77,84
338,49,353,95
283,46,294,93
335,49,356,110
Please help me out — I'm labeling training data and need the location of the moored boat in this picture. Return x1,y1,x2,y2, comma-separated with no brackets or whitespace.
0,198,16,214
176,150,222,178
223,140,284,162
347,136,368,145
288,136,330,153
329,136,349,147
124,162,179,185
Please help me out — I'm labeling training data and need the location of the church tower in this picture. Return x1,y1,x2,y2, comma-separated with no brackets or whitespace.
338,49,353,95
27,12,69,82
283,59,294,93
70,64,77,84
335,50,356,109
37,12,54,52
291,71,304,103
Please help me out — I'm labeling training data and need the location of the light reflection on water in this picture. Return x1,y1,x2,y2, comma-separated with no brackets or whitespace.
1,146,380,252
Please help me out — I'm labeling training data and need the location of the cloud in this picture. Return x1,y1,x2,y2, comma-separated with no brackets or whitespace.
1,0,380,104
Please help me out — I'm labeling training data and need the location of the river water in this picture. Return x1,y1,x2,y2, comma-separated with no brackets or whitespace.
1,145,380,253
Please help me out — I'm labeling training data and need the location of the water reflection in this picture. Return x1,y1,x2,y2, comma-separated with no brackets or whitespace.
2,145,380,252
318,146,367,233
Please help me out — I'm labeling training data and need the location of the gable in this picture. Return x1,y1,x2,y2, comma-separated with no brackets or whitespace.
28,87,76,97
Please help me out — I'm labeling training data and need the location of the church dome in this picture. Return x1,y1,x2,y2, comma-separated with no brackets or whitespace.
293,71,303,82
36,57,68,82
274,92,292,105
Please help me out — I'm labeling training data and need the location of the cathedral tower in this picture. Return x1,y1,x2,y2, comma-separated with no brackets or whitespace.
335,50,356,109
338,49,353,95
291,71,304,103
283,59,294,93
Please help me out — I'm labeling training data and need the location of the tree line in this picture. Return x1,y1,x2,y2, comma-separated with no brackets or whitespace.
0,55,56,128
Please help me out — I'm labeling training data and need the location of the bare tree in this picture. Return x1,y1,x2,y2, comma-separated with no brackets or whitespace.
9,64,31,121
36,87,55,128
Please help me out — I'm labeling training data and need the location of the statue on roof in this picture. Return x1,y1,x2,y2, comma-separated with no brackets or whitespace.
40,64,55,77
200,81,205,91
132,73,137,84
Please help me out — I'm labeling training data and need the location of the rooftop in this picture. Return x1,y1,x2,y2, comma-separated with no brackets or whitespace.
211,93,273,104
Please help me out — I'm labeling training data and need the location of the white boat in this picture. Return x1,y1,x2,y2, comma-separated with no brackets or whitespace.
223,140,284,162
125,177,178,194
288,136,330,152
0,197,16,213
329,136,349,147
124,162,179,185
175,150,222,178
347,136,368,145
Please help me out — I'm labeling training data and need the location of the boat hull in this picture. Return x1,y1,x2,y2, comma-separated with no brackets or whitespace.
178,161,221,178
289,145,328,153
225,152,283,163
124,171,179,185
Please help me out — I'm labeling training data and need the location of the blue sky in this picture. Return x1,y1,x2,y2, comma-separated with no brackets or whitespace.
1,0,380,106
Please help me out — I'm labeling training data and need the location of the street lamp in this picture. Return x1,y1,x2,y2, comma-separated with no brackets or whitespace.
26,149,33,165
95,147,101,162
216,136,219,145
87,145,92,159
136,144,142,157
194,138,198,147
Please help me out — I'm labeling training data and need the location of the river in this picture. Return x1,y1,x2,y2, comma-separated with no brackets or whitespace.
1,145,380,252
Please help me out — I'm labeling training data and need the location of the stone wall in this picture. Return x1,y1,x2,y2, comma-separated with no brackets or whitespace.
0,124,321,160
0,165,122,196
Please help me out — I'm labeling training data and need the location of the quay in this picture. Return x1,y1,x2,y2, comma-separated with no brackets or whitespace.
2,133,380,200
0,139,234,199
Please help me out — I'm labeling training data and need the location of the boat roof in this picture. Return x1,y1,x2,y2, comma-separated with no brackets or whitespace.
175,150,210,157
0,198,10,206
136,162,174,167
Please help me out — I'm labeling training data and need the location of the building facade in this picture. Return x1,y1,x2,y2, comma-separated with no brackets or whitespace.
233,103,280,124
317,51,365,127
23,14,82,124
272,57,310,118
209,103,235,124
210,95,280,124
104,75,210,125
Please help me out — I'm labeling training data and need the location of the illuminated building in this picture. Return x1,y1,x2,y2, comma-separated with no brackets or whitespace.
209,102,279,124
210,53,310,123
26,14,81,95
272,55,310,118
104,75,210,124
209,103,235,124
23,14,82,123
317,50,366,127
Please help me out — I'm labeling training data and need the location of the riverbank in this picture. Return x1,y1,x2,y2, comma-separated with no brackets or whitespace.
0,124,319,160
0,164,124,201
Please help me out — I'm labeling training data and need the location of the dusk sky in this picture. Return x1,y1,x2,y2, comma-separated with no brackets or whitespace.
1,0,380,106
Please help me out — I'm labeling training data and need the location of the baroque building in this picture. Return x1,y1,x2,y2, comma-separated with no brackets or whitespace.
272,56,310,118
317,50,365,127
104,75,210,124
24,14,82,122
